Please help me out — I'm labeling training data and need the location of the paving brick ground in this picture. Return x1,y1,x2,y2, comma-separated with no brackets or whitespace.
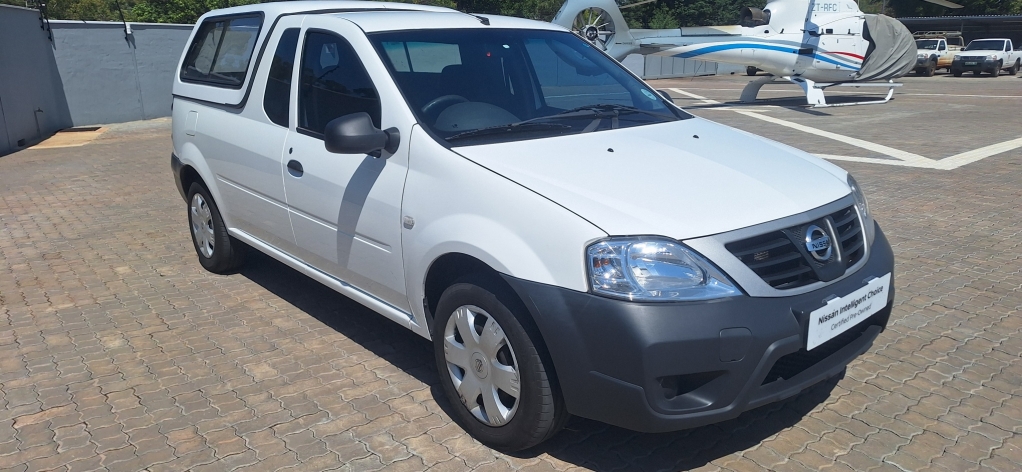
1,74,1020,471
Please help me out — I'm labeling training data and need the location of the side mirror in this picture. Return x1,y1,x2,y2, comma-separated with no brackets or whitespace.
323,112,400,156
657,90,674,102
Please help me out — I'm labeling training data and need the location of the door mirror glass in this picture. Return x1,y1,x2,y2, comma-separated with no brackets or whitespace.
324,112,400,156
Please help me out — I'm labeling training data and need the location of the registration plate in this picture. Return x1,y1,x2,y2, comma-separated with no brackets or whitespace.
964,61,977,65
807,273,891,351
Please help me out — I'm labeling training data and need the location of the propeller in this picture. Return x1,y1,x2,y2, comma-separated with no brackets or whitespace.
572,7,616,50
920,0,964,8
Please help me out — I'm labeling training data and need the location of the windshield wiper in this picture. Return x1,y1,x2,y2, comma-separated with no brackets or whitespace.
518,104,677,125
445,122,571,142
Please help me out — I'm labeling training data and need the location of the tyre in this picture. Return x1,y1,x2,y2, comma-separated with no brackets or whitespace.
952,69,962,77
925,61,936,77
186,182,246,273
432,278,567,451
973,70,982,76
1011,60,1020,75
746,66,758,76
991,62,1001,77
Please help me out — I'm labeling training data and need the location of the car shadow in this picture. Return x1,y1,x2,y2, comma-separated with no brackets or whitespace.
239,249,841,469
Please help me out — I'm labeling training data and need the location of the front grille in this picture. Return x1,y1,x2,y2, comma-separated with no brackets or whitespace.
726,231,815,290
726,205,865,290
761,317,876,385
830,206,865,266
959,56,985,62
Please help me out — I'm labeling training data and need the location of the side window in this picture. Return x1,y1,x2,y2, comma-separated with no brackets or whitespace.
298,31,381,136
263,28,300,127
938,42,945,51
180,15,262,88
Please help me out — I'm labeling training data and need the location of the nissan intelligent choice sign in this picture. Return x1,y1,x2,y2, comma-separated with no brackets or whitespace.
807,273,891,350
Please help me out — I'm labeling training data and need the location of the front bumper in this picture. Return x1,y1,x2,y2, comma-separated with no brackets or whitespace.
915,56,934,67
502,224,894,433
952,59,998,72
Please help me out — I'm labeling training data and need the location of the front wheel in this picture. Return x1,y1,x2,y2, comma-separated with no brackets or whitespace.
952,69,963,77
432,279,567,451
924,61,936,77
991,62,1001,77
187,182,246,273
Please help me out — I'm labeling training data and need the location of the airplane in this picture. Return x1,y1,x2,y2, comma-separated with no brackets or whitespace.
551,0,924,107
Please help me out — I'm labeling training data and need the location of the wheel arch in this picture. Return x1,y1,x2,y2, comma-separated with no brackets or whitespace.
423,251,565,415
175,142,232,228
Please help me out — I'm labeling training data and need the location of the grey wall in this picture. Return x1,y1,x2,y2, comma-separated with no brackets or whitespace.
0,5,74,156
49,21,192,126
0,6,192,156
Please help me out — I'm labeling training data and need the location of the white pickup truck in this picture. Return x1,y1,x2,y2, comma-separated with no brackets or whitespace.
914,34,962,76
950,38,1021,77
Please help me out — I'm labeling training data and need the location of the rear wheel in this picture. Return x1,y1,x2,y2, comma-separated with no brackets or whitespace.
187,182,246,273
746,66,758,76
432,279,567,451
1010,60,1020,75
952,69,963,77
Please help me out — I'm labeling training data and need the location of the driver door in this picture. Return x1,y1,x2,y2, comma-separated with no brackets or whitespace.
281,18,415,312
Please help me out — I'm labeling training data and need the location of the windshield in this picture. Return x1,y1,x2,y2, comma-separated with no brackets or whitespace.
915,40,938,50
369,29,687,146
964,40,1005,51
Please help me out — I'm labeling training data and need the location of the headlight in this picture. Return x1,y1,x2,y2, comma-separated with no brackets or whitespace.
586,238,740,302
917,53,926,58
987,55,997,60
847,174,875,246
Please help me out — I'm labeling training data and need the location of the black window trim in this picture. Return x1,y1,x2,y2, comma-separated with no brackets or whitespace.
179,12,266,90
174,8,416,110
295,28,382,140
262,27,302,128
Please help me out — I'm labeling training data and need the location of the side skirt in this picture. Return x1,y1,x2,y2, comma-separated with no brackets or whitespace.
229,228,431,340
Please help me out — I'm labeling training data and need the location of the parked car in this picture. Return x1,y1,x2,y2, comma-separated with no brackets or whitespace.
913,32,964,76
951,39,1021,77
171,1,895,451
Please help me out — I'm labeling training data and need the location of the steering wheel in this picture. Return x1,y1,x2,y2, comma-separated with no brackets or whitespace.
421,95,468,118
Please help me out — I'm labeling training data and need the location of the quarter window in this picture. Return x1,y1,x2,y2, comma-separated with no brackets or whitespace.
263,28,300,127
298,31,381,135
180,14,262,88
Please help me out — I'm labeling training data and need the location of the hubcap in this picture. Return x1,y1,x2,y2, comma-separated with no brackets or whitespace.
443,305,521,426
190,193,215,258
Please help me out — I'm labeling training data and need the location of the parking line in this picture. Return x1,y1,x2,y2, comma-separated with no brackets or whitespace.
668,88,721,105
729,110,934,165
936,137,1022,169
667,87,1022,170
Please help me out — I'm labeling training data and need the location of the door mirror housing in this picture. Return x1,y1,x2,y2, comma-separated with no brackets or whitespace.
323,112,400,156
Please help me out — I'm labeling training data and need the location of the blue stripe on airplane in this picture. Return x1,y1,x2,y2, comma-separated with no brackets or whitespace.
671,43,861,71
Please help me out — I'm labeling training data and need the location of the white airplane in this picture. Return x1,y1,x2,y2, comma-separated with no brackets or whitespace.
552,0,921,107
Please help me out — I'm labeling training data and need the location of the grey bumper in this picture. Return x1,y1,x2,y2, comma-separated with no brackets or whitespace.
502,224,895,433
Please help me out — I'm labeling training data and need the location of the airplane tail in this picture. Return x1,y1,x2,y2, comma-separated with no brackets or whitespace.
552,0,638,61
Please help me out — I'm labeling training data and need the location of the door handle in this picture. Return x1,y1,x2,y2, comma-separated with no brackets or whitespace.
287,159,303,177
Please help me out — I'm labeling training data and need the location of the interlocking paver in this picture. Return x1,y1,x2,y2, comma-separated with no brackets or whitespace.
2,74,1021,470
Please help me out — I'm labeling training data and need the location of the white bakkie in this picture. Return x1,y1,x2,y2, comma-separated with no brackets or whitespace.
170,1,896,451
951,38,1021,77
